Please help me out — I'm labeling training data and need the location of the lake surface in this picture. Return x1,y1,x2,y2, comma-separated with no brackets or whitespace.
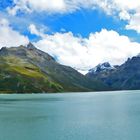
0,91,140,140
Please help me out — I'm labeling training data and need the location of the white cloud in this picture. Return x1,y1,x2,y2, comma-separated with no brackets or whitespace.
119,10,130,20
7,0,140,33
126,13,140,33
30,24,140,71
7,0,115,15
0,18,29,47
114,0,140,33
114,0,140,10
7,0,140,16
29,24,46,38
7,0,67,15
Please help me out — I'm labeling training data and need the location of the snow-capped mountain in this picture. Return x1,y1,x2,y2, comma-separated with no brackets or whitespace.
86,54,140,90
88,62,115,74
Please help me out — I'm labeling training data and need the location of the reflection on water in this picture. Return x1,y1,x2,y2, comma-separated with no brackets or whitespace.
0,91,140,140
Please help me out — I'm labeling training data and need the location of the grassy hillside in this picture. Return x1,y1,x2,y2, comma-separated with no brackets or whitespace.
0,44,109,93
0,56,63,93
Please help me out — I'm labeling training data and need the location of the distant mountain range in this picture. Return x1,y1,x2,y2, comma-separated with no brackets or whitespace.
86,55,140,90
0,43,140,93
0,43,108,93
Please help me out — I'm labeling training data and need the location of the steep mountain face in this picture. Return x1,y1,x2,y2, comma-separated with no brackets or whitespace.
86,62,116,82
0,43,108,93
87,62,115,75
86,56,140,90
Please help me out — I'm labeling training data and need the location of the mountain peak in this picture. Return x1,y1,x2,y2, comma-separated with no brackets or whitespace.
27,42,36,50
0,47,8,55
88,62,115,74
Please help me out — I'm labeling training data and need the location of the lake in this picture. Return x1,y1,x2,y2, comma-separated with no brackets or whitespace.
0,91,140,140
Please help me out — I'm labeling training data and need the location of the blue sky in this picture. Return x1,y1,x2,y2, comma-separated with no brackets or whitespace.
0,0,139,41
0,0,140,72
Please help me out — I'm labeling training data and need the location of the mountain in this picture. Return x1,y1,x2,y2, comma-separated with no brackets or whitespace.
86,55,140,90
86,62,116,85
87,62,116,75
0,43,108,93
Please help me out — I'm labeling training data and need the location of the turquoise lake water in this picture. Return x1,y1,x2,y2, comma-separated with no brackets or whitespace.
0,91,140,140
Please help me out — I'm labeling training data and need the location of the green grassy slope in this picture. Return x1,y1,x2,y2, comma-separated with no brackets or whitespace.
0,44,109,93
0,56,63,93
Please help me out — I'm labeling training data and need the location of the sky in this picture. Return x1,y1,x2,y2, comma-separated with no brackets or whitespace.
0,0,140,73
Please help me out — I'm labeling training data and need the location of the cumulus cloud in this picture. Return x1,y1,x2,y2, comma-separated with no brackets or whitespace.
29,24,140,71
7,0,140,33
0,18,29,47
114,0,140,33
7,0,140,16
119,10,130,20
29,24,46,38
7,0,67,15
7,0,115,15
126,13,140,33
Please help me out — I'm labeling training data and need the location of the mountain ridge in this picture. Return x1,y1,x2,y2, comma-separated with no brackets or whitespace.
1,43,140,93
86,55,140,90
0,43,108,93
